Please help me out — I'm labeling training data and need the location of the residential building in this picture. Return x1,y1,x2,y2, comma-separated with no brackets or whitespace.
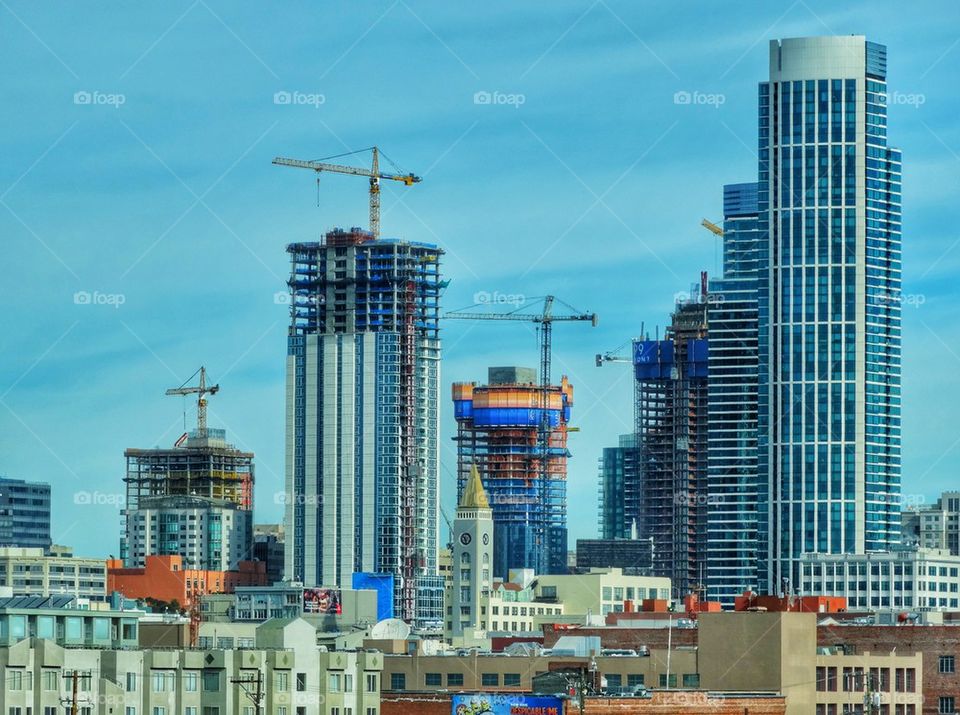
0,594,141,648
597,433,639,540
757,36,902,592
902,491,960,554
799,547,960,610
705,182,762,606
0,617,382,715
633,289,709,597
447,465,493,642
0,476,51,550
107,554,267,609
483,581,565,633
283,228,443,624
452,367,574,578
0,547,107,601
532,568,670,617
125,495,253,572
122,428,254,570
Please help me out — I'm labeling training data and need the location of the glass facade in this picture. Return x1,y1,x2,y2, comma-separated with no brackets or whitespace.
758,37,902,593
706,182,761,605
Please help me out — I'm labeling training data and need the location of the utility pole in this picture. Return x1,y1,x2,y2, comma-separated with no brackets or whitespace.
231,671,265,715
60,670,86,715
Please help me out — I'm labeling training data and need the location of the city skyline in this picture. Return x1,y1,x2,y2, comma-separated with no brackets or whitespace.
2,2,959,559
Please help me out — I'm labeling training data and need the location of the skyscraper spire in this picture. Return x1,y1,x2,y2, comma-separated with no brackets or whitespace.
459,464,490,511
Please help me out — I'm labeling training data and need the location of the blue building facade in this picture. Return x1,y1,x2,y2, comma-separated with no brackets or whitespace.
705,182,761,605
757,37,902,593
0,477,51,551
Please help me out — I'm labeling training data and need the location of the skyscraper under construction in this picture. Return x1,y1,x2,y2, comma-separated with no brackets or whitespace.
283,227,443,625
452,366,573,579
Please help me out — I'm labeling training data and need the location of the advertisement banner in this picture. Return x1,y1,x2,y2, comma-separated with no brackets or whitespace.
451,694,562,715
302,588,341,614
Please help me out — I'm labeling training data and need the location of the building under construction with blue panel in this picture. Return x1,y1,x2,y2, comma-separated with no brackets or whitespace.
452,366,573,579
634,283,709,598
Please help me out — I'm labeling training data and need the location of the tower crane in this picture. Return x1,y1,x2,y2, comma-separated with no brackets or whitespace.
595,332,643,368
445,296,597,572
272,147,421,240
166,366,219,438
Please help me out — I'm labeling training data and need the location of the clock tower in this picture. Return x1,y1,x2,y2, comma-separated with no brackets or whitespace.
448,464,493,642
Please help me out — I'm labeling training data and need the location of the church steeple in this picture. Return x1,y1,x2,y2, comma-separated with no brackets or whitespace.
459,464,490,510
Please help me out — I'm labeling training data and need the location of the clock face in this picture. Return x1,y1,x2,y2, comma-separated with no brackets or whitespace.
459,532,472,546
482,533,489,545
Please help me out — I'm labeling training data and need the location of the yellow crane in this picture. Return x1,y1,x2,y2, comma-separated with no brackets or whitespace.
272,147,421,240
166,366,219,438
701,218,724,237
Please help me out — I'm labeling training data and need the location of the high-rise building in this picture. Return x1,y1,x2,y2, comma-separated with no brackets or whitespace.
705,182,761,605
283,227,443,624
452,366,574,579
446,465,493,641
0,477,51,551
598,433,639,540
122,429,254,570
757,37,902,592
633,290,709,597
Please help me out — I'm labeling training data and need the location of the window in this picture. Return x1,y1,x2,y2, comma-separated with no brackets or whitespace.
425,673,441,687
153,709,166,715
296,673,306,691
202,708,219,715
202,671,220,692
658,674,677,688
481,674,499,687
940,697,955,714
8,670,23,690
275,672,289,691
605,674,622,689
682,674,700,688
365,673,378,692
329,673,341,692
504,674,521,687
447,673,464,686
390,673,405,690
344,674,353,693
186,709,197,715
42,670,58,690
627,674,644,687
126,672,137,692
940,655,955,674
184,672,198,692
153,671,174,692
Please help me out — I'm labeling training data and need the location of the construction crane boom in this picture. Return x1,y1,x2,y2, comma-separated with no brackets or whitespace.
165,366,219,437
701,218,724,237
445,295,597,573
272,147,421,240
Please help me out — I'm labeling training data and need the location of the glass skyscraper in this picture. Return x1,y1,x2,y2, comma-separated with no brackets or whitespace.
757,37,902,593
706,182,760,605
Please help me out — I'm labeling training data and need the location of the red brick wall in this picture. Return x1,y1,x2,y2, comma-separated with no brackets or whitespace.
542,624,698,649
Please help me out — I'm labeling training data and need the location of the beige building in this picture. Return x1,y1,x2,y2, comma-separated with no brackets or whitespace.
532,567,671,617
0,617,382,715
0,546,107,601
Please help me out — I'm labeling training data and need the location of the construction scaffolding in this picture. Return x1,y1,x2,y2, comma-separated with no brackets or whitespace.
121,429,254,565
635,275,709,597
452,369,573,579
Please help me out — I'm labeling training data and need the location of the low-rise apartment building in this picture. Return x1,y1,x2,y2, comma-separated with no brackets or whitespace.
0,547,107,601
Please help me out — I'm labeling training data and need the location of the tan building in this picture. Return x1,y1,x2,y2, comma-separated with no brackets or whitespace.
0,617,382,715
815,650,922,714
0,546,107,601
532,567,671,617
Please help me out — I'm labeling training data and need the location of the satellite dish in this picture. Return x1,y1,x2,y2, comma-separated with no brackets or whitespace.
420,638,442,656
370,618,411,640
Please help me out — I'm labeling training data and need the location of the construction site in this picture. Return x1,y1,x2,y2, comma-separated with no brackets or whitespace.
452,367,574,579
633,275,710,598
121,368,254,569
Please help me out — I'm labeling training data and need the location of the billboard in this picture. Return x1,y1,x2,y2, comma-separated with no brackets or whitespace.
302,588,341,614
451,694,562,715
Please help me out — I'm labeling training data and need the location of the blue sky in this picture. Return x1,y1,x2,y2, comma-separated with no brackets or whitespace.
1,1,959,558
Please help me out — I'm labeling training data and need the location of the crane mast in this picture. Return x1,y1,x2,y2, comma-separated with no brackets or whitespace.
165,366,219,438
